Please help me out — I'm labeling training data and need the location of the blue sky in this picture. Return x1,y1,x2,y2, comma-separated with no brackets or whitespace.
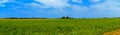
0,0,120,18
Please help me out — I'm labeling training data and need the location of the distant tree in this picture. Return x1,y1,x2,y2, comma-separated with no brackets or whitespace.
103,17,107,19
61,16,66,19
61,16,72,19
66,16,70,19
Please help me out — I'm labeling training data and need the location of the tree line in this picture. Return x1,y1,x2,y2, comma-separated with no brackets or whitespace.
0,16,73,19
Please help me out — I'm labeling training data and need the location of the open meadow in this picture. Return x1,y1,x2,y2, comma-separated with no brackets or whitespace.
0,18,120,35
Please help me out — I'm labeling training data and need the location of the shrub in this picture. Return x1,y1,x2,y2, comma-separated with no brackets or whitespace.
61,16,72,19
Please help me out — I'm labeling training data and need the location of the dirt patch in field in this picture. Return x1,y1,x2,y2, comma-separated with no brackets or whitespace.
103,29,120,35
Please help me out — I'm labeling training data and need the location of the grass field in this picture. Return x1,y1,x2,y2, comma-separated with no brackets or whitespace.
0,18,120,35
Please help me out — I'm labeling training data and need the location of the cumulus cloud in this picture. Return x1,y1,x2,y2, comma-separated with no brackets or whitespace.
90,0,120,12
0,0,16,7
26,0,120,17
34,0,70,8
72,0,82,3
89,0,102,2
0,0,9,7
0,0,9,3
88,0,120,17
31,0,104,9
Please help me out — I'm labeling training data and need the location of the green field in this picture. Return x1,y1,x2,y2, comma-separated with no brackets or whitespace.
0,18,120,35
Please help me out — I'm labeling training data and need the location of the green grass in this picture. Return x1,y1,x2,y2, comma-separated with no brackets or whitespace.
0,18,120,35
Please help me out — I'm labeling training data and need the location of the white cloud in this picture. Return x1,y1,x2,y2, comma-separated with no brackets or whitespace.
28,2,50,9
90,0,120,11
0,0,9,3
89,0,102,2
0,0,15,7
89,0,120,17
72,0,82,3
34,0,70,8
0,0,9,7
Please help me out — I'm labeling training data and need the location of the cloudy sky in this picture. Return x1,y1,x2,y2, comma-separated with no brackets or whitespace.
0,0,120,18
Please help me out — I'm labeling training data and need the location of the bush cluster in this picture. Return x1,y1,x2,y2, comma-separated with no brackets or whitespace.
61,16,72,19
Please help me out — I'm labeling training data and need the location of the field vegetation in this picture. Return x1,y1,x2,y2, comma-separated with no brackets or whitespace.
0,18,120,35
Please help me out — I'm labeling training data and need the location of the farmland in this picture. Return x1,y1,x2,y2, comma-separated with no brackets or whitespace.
0,18,120,35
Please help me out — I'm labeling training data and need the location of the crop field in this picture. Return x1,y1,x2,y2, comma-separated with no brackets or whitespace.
0,18,120,35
